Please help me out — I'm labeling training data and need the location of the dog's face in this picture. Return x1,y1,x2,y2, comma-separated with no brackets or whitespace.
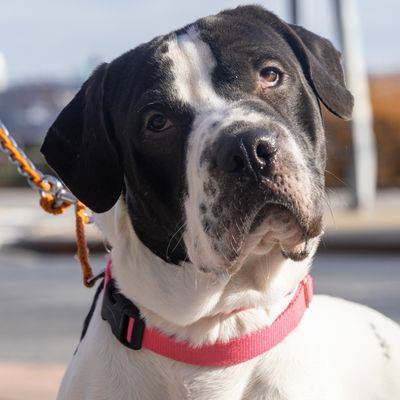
42,6,352,275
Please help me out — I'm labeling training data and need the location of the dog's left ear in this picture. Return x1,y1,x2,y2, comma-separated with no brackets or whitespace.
41,63,123,213
286,24,354,120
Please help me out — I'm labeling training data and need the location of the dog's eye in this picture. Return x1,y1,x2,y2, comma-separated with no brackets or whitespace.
145,112,173,132
259,67,281,87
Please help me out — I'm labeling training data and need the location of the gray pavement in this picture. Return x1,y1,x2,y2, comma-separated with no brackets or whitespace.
0,251,103,364
0,249,399,365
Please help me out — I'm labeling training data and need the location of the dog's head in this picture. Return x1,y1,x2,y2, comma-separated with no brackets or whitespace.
42,6,352,275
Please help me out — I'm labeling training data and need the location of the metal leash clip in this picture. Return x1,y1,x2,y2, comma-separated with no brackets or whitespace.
40,174,77,208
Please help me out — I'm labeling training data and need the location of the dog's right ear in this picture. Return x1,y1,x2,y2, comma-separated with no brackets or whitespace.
41,63,123,213
287,24,354,120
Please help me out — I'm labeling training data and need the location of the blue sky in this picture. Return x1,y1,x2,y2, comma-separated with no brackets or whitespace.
1,0,399,85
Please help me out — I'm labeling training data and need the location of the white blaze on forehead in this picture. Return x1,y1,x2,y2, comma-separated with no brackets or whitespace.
165,27,224,109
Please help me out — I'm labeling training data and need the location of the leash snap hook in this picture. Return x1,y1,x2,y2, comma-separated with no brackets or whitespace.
41,174,74,208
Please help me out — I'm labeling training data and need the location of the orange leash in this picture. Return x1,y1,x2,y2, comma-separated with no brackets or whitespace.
0,120,94,287
75,201,95,287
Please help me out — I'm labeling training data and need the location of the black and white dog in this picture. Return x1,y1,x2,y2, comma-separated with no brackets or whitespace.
42,6,400,399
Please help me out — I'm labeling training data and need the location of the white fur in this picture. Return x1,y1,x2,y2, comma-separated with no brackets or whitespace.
167,27,224,109
58,199,400,400
57,32,400,399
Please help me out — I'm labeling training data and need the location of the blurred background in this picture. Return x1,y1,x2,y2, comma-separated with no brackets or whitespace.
0,0,399,398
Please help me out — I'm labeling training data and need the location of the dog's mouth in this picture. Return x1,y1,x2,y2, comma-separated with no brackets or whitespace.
248,200,323,262
211,196,323,273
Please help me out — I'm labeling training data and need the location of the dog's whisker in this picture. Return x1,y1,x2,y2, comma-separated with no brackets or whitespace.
322,190,336,227
170,233,185,255
165,221,187,260
325,169,349,188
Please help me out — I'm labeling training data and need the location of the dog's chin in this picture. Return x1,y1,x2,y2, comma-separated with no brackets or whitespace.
212,204,323,273
249,202,323,259
190,201,323,275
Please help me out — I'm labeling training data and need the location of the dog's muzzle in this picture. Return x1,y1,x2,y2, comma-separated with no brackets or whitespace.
185,120,323,271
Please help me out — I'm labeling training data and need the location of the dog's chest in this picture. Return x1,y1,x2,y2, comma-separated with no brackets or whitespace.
115,355,287,400
172,361,272,400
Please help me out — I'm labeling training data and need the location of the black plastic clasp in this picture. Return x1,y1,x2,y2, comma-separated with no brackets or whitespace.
120,305,145,350
101,279,145,350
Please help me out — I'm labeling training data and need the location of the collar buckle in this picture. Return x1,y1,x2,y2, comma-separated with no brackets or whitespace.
121,308,145,350
101,279,145,350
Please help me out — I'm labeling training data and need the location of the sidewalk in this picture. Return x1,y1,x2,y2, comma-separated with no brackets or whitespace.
0,362,65,400
0,188,102,251
0,188,399,252
321,189,400,252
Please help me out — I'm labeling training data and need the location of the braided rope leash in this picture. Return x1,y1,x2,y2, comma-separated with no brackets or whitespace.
0,120,95,287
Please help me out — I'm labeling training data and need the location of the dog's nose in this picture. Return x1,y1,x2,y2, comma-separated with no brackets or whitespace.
216,129,277,176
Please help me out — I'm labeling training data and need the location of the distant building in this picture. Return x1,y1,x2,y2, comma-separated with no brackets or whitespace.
0,81,78,145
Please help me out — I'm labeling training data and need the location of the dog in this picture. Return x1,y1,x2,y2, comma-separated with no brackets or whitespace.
41,5,400,399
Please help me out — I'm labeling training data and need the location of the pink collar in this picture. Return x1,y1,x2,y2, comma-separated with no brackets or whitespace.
101,260,313,367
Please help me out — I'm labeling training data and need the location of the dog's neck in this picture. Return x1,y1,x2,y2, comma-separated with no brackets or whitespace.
95,198,315,346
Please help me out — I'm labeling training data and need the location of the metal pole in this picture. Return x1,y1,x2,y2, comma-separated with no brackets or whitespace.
334,0,377,210
289,0,299,25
